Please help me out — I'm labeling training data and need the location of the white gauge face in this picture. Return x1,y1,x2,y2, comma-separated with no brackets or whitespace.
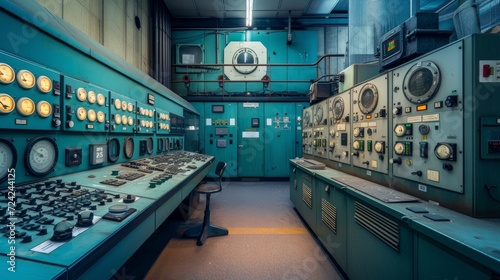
0,63,15,84
435,144,451,159
353,140,360,150
16,97,35,116
16,69,36,89
36,76,52,93
97,111,105,123
394,142,405,155
88,91,97,104
0,140,16,182
140,108,145,115
166,124,169,130
121,101,127,111
353,127,361,137
394,124,406,137
97,93,105,106
127,116,133,126
315,106,324,123
374,142,384,153
77,87,87,102
127,103,134,112
121,115,128,125
87,109,96,122
329,140,335,148
329,128,335,137
36,101,52,118
149,110,153,118
114,98,121,110
115,114,122,125
76,107,87,121
141,120,146,127
26,138,58,176
0,93,15,114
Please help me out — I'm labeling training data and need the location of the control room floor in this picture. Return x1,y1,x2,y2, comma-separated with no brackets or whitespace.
116,181,344,280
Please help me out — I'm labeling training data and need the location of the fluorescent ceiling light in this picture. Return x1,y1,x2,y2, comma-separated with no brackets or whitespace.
307,0,339,15
246,0,253,26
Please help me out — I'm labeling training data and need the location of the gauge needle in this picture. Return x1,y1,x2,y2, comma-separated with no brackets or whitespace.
0,100,9,109
35,149,45,157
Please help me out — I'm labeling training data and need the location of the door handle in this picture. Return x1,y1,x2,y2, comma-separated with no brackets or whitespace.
238,145,244,148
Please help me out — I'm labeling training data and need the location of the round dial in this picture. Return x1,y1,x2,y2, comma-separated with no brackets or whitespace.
123,137,134,159
97,93,105,106
304,111,311,126
114,114,122,125
419,124,430,135
114,98,121,110
76,107,87,121
315,105,324,123
16,97,35,116
16,69,35,89
353,127,361,137
121,101,127,111
87,109,96,122
149,110,154,118
77,87,87,102
394,142,405,155
97,111,105,123
166,124,170,130
232,48,258,74
141,120,146,127
394,124,406,137
403,61,440,104
107,138,120,163
0,63,15,84
24,137,58,176
127,116,134,126
353,140,361,150
121,115,128,125
140,108,145,116
0,138,17,183
329,128,335,137
36,76,52,93
0,93,15,114
157,138,164,152
127,103,134,112
329,140,335,148
435,144,452,160
87,91,97,104
331,97,344,120
36,101,52,118
358,83,378,114
374,141,384,153
165,138,170,151
146,137,153,154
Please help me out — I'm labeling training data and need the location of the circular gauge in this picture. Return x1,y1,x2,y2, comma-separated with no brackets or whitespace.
0,63,15,84
97,93,105,106
403,61,440,104
353,140,361,150
0,93,15,114
16,69,35,89
315,105,324,123
87,109,96,122
97,111,105,123
121,101,127,111
76,107,87,121
149,110,154,118
165,138,170,151
127,116,133,126
435,143,452,160
232,48,258,74
114,114,122,125
146,137,153,154
358,83,378,114
419,124,430,135
16,97,35,116
166,124,170,130
127,103,134,112
87,91,97,104
36,76,52,93
140,108,145,116
394,142,405,155
141,120,146,127
394,124,406,137
329,140,335,149
353,127,361,137
0,138,17,183
121,115,128,125
114,98,121,110
36,101,52,118
77,87,87,102
304,111,311,126
157,138,164,152
331,97,344,120
374,141,385,153
123,137,134,159
329,128,335,137
107,138,120,162
24,137,58,176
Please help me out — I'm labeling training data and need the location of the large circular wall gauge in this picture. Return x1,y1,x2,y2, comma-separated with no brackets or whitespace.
76,87,87,102
232,48,258,74
127,103,134,112
87,109,96,122
121,115,128,125
36,76,52,93
403,61,440,104
0,138,17,183
394,142,405,155
97,93,105,106
97,111,105,123
16,97,35,116
24,137,58,176
114,114,122,125
123,137,134,159
358,83,379,114
394,124,406,137
107,138,120,163
331,97,344,120
76,107,87,121
114,98,121,110
0,63,15,84
16,69,35,89
121,101,127,111
87,91,96,104
0,93,15,114
36,101,52,118
146,137,153,154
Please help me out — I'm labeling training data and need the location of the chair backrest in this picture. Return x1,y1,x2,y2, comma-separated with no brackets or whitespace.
215,161,227,186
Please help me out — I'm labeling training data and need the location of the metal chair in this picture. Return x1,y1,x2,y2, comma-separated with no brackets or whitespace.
183,161,228,245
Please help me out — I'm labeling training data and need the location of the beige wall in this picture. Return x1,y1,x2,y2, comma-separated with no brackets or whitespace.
36,0,150,75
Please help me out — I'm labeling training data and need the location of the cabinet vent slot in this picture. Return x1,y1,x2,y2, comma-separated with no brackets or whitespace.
302,184,312,209
321,198,337,233
354,201,399,251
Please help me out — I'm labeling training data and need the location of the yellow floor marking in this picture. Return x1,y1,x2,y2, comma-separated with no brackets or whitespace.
227,227,308,235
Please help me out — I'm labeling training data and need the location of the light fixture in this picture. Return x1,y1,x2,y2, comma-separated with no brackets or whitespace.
246,0,253,27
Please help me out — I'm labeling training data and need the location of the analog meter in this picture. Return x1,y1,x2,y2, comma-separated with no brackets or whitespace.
24,137,58,176
77,87,87,102
16,97,35,116
0,63,15,84
0,138,17,183
36,76,52,93
0,94,15,114
36,101,52,118
16,69,35,89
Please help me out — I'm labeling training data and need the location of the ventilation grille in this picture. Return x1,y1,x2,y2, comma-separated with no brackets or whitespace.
321,198,337,233
354,201,399,251
302,184,312,209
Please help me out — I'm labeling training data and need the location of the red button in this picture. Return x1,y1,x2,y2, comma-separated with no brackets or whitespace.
483,64,491,77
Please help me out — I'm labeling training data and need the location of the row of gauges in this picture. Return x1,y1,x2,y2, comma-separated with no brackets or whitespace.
75,107,106,122
76,87,106,105
114,98,135,112
0,94,52,117
0,62,52,92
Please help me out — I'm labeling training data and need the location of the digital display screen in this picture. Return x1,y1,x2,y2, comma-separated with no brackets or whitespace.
215,127,228,136
89,143,107,165
382,31,402,60
212,105,224,113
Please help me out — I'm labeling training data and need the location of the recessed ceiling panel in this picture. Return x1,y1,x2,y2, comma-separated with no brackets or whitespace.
255,0,280,10
163,0,197,11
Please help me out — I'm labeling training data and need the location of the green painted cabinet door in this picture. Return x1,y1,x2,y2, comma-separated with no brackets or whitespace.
237,103,264,177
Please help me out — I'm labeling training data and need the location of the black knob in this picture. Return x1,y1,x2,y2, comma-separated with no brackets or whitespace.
344,116,350,122
443,163,453,171
379,109,387,118
352,152,359,157
379,155,384,161
21,235,32,243
362,161,369,165
393,107,402,115
411,171,423,177
52,118,61,127
390,157,402,164
38,227,48,235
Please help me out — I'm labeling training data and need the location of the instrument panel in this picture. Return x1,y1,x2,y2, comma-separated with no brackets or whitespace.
301,107,313,155
312,99,328,158
328,90,351,165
